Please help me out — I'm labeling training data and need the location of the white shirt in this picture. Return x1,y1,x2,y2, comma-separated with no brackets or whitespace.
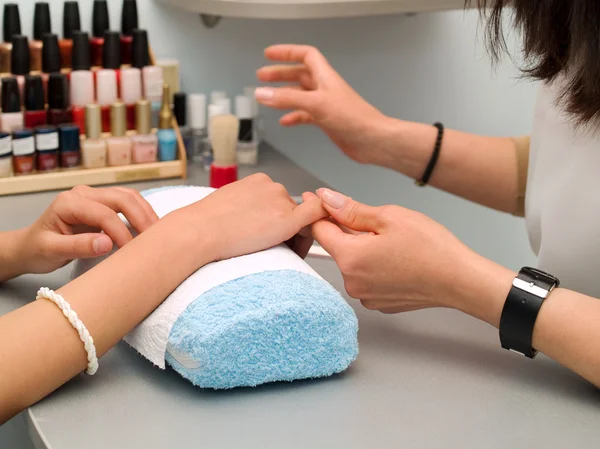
527,79,600,297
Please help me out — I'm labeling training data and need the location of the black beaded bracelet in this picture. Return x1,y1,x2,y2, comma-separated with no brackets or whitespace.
416,122,444,187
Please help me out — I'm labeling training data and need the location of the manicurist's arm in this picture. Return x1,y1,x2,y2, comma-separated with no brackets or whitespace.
256,44,525,215
0,175,326,424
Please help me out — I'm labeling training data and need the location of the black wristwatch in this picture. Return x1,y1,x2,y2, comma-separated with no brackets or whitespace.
499,267,560,358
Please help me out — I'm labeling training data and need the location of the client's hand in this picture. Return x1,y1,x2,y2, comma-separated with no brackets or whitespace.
16,185,158,275
174,174,328,263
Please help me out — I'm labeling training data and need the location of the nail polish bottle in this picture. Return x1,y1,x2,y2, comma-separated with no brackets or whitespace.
30,3,52,73
157,85,178,162
0,4,21,74
244,85,263,140
96,71,118,133
41,34,61,101
155,59,180,95
205,102,228,172
173,92,191,156
102,31,121,93
11,35,30,100
47,73,73,126
1,78,23,133
210,91,227,105
82,104,107,168
121,0,138,66
71,32,94,132
188,93,209,164
132,29,163,127
215,97,232,115
60,2,80,70
107,102,132,166
24,75,47,128
12,129,35,175
120,67,142,131
235,95,258,166
131,100,158,164
0,132,12,177
58,123,81,168
91,0,110,68
35,125,59,172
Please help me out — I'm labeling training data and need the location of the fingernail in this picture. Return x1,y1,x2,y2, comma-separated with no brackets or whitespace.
321,189,347,209
93,236,111,254
316,188,326,198
255,87,274,100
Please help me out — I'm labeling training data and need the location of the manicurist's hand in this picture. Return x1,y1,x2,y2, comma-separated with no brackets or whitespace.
256,44,390,165
1,185,158,281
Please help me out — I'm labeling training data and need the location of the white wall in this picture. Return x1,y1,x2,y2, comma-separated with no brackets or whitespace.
3,3,537,447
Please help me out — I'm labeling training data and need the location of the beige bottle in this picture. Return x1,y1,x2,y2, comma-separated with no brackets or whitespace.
107,102,133,166
82,104,107,169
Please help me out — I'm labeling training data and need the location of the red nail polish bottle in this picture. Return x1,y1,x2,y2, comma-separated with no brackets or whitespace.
24,75,47,128
120,0,138,65
71,32,94,132
59,2,80,70
91,0,109,68
47,73,73,126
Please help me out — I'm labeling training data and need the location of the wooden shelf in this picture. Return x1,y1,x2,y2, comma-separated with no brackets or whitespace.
158,0,468,19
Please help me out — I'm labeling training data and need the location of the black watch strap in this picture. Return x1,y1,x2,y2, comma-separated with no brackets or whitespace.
499,267,559,359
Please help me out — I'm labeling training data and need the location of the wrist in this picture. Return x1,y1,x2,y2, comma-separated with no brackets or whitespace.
0,227,32,281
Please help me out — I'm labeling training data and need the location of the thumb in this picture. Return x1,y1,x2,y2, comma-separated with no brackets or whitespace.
317,189,381,232
50,234,114,260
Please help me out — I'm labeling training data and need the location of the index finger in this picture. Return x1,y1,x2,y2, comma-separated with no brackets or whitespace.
264,45,327,77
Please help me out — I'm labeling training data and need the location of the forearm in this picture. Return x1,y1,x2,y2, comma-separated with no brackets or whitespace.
451,253,600,387
0,228,30,282
0,211,212,423
371,118,520,214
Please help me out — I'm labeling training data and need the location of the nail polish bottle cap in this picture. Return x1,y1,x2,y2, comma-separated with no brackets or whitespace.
159,84,173,130
48,73,68,109
58,124,81,153
42,34,61,74
235,95,252,120
102,31,121,69
96,70,118,106
131,29,150,69
111,102,127,137
85,104,102,140
33,3,52,41
63,2,81,40
189,93,207,130
208,103,228,120
10,35,30,75
1,77,21,113
121,0,139,37
3,4,22,43
136,100,152,135
173,92,187,127
120,68,142,104
72,31,91,71
215,97,231,115
92,0,110,38
24,75,45,111
210,91,227,105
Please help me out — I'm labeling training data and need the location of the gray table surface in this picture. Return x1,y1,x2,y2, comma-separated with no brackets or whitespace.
1,146,599,449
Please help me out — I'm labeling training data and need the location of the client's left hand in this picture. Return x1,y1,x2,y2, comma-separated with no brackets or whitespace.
311,189,476,313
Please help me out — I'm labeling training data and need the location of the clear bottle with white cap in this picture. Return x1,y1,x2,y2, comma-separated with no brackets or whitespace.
188,93,208,164
235,95,258,165
205,102,229,171
244,86,262,141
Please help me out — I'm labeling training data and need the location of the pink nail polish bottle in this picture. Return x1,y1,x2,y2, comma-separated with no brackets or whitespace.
96,69,117,133
71,31,94,133
107,102,132,166
120,67,142,131
131,100,157,164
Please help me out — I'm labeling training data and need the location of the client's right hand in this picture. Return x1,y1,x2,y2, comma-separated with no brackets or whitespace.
173,174,328,263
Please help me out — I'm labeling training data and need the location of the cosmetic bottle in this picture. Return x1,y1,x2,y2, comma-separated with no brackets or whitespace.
102,31,121,90
41,34,61,100
209,114,240,189
35,125,59,172
47,73,72,126
121,0,138,66
82,104,106,168
206,102,228,172
235,95,258,166
133,30,163,126
188,93,209,165
60,1,80,70
11,35,30,100
12,129,35,175
58,123,81,168
0,4,21,74
30,3,52,73
120,67,142,131
155,59,180,95
71,32,94,132
0,132,12,177
210,91,227,105
96,71,118,133
91,0,110,68
107,102,132,166
131,100,157,164
173,92,191,156
244,85,263,139
1,78,23,133
24,75,47,128
157,85,178,162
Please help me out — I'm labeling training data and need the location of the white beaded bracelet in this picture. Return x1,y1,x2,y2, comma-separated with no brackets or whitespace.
37,287,99,375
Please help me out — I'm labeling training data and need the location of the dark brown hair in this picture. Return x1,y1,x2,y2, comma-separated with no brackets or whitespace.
471,1,600,126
